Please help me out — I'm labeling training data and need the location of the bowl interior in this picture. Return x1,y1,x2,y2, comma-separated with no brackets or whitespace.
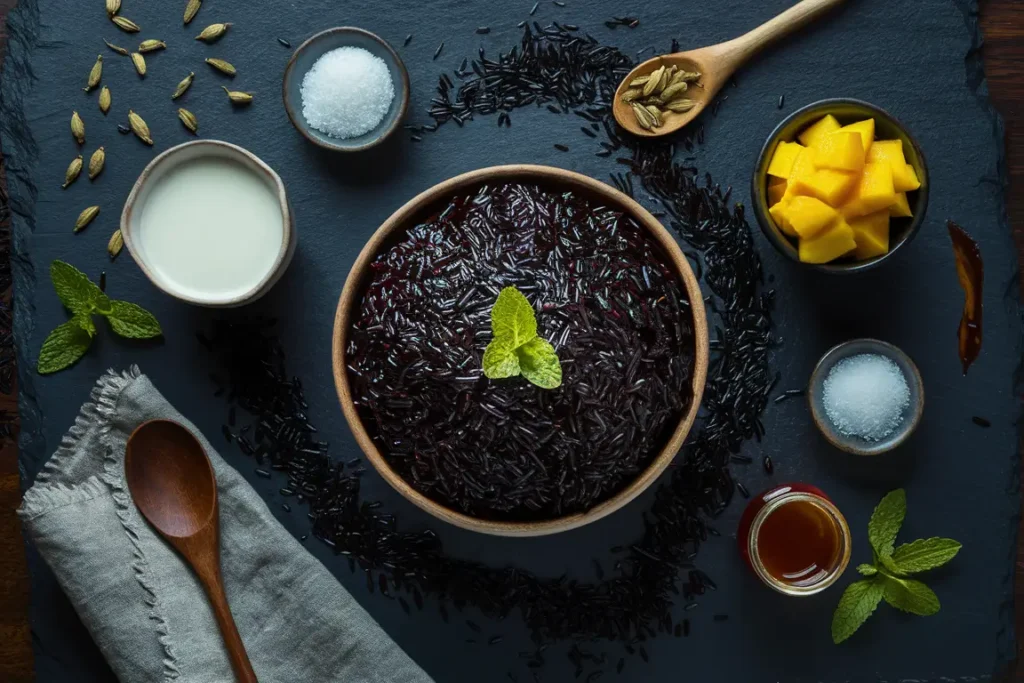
283,28,409,152
753,99,929,273
808,339,924,456
332,165,709,536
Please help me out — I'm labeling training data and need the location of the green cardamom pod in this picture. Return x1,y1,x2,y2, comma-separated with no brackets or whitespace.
103,39,129,56
84,55,102,92
128,110,153,145
195,23,231,42
62,156,83,189
184,0,202,24
107,229,124,259
205,58,236,76
106,0,120,16
177,108,199,134
112,15,140,32
89,147,106,180
71,111,85,145
75,206,100,233
138,39,167,53
172,72,195,100
98,86,111,114
131,52,146,76
221,86,253,104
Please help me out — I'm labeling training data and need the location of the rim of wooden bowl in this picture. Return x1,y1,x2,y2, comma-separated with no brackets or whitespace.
331,164,710,536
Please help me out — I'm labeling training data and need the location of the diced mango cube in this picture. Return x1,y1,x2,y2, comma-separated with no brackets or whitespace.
866,139,920,192
889,192,913,218
767,177,788,206
798,115,841,148
792,167,859,207
849,211,890,260
814,132,865,173
798,219,857,264
784,196,840,239
836,119,875,158
783,147,817,199
767,141,805,179
769,196,798,237
901,163,921,192
840,162,895,218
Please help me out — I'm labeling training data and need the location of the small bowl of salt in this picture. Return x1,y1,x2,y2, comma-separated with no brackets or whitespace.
283,27,410,152
808,339,924,456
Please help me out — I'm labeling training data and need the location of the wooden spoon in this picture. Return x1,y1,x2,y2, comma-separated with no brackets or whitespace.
125,419,258,683
612,0,847,137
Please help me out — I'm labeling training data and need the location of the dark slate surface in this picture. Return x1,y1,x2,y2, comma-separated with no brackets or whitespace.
1,0,1018,681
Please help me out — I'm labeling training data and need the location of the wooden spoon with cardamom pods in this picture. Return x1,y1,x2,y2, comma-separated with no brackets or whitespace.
612,0,847,138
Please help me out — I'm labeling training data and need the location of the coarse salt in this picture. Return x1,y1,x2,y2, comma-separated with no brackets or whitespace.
300,46,395,139
822,353,910,442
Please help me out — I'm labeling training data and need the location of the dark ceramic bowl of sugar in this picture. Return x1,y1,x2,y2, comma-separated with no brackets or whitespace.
808,339,924,456
282,27,410,152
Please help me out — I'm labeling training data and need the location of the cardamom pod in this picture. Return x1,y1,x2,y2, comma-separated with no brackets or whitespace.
89,147,105,180
205,58,236,76
71,111,85,145
620,88,642,103
138,39,167,53
221,86,253,104
172,71,195,99
630,102,655,130
106,0,120,16
659,82,688,103
75,206,100,233
644,105,662,127
641,66,665,97
99,86,111,114
107,229,124,260
667,70,686,88
62,156,83,189
178,108,198,134
112,15,140,32
195,23,231,42
656,68,671,93
664,98,697,113
84,55,102,92
103,39,129,56
128,110,153,145
184,0,202,24
131,52,146,76
628,75,651,88
679,71,702,83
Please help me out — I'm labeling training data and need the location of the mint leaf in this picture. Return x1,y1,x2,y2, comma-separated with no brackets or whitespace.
73,311,96,337
51,260,102,314
491,286,537,349
517,337,562,389
483,337,521,379
879,554,907,577
881,576,940,616
831,578,885,644
890,538,962,574
867,489,906,558
856,564,878,576
37,321,92,374
105,300,162,339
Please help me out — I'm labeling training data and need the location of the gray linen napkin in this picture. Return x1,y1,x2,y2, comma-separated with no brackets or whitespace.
18,367,434,683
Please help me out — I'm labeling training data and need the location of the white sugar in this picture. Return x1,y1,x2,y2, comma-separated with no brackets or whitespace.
822,354,910,442
300,46,395,139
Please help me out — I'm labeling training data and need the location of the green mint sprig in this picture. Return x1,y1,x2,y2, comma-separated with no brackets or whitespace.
37,260,162,375
482,286,561,389
831,489,961,644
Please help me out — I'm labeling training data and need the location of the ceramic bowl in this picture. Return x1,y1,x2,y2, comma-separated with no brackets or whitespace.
752,98,929,274
332,165,710,537
121,140,296,308
808,339,924,456
282,27,410,152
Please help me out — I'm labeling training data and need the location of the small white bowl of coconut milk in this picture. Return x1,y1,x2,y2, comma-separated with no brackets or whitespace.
121,140,295,307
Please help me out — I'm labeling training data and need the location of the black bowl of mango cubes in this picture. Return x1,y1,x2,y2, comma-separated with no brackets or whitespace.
752,99,929,274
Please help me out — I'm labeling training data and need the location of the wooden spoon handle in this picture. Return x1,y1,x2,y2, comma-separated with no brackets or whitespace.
711,0,847,68
198,571,259,683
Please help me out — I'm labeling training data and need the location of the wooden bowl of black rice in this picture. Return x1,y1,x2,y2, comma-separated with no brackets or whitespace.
332,164,709,536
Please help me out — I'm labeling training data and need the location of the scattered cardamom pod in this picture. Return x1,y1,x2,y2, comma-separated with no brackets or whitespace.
621,88,642,103
103,39,129,56
641,66,665,97
205,58,236,76
112,15,140,32
172,71,195,100
138,39,167,53
88,147,106,180
107,229,124,260
177,108,198,134
98,86,111,114
106,0,120,16
664,98,697,113
184,0,202,24
196,23,231,42
131,52,146,76
221,86,253,104
630,102,655,130
84,55,103,92
62,156,83,189
74,206,100,233
644,104,663,127
660,82,688,103
71,111,85,145
128,110,153,145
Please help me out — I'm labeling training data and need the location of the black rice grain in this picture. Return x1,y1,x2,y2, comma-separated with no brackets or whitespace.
972,416,991,427
404,34,413,46
277,38,291,48
434,42,444,59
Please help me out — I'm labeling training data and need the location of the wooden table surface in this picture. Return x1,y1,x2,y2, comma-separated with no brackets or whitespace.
1,2,1023,681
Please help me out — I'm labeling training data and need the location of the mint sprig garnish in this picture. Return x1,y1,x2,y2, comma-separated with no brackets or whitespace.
482,286,562,389
831,488,961,644
37,260,162,375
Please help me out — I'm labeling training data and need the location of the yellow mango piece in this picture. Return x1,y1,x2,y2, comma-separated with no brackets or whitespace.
768,177,788,206
840,162,895,219
798,219,857,264
784,196,840,239
798,114,841,148
767,141,805,178
783,147,817,199
814,132,865,173
793,167,860,207
889,192,913,218
849,211,890,260
769,196,798,237
866,139,920,192
836,119,875,158
901,163,922,192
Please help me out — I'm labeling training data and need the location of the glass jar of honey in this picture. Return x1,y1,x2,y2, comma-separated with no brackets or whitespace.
737,483,852,596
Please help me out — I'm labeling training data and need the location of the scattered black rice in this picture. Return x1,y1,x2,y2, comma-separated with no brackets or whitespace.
99,271,106,291
777,94,785,109
553,143,569,151
530,2,539,15
117,123,131,135
605,16,639,29
553,0,566,6
763,455,774,475
404,34,413,46
410,135,423,142
434,42,444,60
254,468,271,478
972,416,992,427
489,635,504,645
736,482,750,499
477,27,491,34
773,388,804,403
277,37,291,48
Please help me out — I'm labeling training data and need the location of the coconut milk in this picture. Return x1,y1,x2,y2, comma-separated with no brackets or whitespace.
137,156,284,302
